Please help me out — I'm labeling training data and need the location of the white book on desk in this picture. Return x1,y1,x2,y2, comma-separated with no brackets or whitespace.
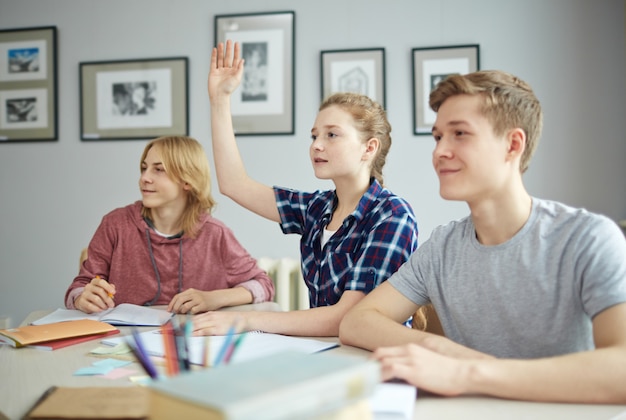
30,303,173,326
148,350,380,420
101,329,339,366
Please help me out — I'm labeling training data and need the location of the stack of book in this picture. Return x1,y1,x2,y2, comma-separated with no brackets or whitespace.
0,319,119,350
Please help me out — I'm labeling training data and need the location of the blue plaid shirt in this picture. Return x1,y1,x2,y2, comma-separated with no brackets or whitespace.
274,179,418,308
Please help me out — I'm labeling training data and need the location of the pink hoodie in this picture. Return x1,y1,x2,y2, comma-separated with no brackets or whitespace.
65,201,274,308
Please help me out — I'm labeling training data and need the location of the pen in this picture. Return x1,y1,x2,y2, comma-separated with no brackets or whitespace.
95,275,115,300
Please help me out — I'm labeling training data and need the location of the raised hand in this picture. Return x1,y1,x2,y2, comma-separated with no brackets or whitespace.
208,40,245,100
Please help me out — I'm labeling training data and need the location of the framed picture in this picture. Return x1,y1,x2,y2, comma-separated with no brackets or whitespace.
0,26,57,143
320,48,386,108
214,11,295,136
79,57,188,141
412,44,480,135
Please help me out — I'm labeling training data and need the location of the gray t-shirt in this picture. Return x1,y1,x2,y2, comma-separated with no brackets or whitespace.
390,198,626,359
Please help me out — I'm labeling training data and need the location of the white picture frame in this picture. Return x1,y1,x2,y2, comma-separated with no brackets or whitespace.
412,44,480,135
214,11,295,136
320,48,386,107
79,57,188,141
0,26,57,142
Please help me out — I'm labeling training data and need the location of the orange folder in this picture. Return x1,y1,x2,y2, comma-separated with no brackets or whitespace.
0,319,118,348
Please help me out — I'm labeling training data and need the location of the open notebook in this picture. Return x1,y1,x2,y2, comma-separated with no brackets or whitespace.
31,304,173,326
101,329,338,366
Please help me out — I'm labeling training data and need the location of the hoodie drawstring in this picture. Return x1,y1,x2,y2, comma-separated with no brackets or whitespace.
143,228,183,306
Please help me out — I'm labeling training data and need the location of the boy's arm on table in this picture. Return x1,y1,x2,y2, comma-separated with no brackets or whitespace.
342,282,626,403
340,281,488,359
455,302,626,403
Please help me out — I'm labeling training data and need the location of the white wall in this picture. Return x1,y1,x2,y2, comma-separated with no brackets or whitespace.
1,0,625,327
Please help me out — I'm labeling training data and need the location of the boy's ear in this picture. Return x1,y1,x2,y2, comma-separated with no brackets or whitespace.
507,128,526,157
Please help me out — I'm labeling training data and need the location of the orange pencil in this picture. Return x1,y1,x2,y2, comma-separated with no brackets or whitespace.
161,322,178,376
96,275,115,299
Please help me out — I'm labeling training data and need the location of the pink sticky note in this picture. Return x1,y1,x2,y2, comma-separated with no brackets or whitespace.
101,367,138,380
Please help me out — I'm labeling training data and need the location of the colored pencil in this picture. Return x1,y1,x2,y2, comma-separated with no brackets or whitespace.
128,328,158,379
213,322,236,367
161,322,178,376
202,336,211,368
223,332,247,365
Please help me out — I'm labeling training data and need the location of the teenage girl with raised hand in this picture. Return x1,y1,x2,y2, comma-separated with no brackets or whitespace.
193,40,418,336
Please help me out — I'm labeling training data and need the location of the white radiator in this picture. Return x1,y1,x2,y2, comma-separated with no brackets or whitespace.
257,257,309,311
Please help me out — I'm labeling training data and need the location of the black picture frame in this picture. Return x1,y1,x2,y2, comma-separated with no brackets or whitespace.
214,11,295,136
79,57,188,141
320,47,386,108
0,26,58,143
412,44,480,135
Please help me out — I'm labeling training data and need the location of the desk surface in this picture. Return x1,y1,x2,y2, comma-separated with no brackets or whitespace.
1,306,625,420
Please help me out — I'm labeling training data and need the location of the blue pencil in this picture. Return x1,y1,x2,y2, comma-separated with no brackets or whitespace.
223,332,247,365
213,322,236,367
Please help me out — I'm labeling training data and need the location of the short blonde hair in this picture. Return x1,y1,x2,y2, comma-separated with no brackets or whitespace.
140,136,216,238
429,70,543,173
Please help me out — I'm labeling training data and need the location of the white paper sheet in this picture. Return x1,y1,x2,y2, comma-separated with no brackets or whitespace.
101,329,338,366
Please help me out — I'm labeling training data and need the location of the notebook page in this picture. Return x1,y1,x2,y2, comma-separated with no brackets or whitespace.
101,329,338,366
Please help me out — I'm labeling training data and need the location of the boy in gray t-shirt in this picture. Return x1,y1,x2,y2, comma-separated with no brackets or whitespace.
339,70,626,403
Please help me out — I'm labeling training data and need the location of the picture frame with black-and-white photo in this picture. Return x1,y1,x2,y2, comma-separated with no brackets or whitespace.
412,44,479,135
0,26,58,143
320,48,386,108
79,57,188,141
214,11,295,136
